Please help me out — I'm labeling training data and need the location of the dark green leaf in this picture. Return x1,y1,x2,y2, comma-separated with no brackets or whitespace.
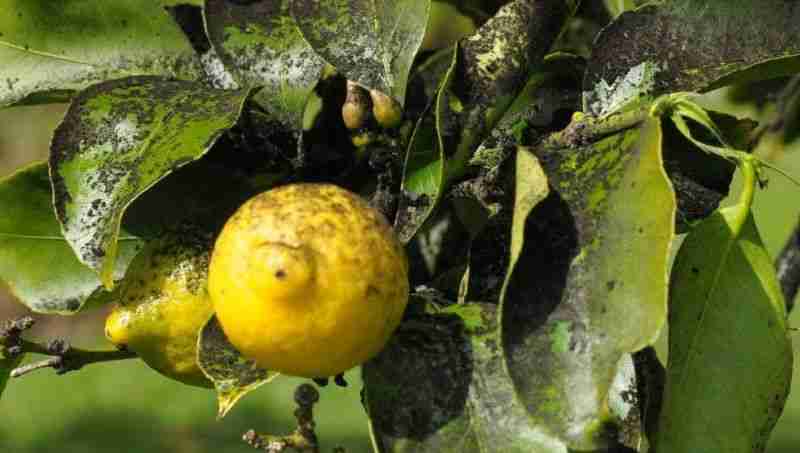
198,315,278,418
654,206,792,452
502,118,674,449
204,0,326,132
290,0,431,106
50,76,249,288
394,46,459,243
585,0,800,112
0,163,143,314
0,1,203,107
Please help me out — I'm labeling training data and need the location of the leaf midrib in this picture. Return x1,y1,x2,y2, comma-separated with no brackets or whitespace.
0,39,95,66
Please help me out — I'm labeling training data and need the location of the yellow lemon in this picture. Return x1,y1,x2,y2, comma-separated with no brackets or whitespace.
208,183,409,378
105,228,215,388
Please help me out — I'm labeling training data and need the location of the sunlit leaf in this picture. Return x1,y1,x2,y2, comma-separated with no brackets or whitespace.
290,0,430,106
501,118,674,449
498,149,548,303
198,315,279,418
50,77,249,288
0,0,202,107
654,163,792,453
204,0,325,132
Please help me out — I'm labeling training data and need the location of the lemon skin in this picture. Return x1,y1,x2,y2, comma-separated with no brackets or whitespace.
208,183,409,378
105,229,214,388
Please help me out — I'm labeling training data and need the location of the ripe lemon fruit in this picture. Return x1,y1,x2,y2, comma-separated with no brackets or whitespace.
105,228,215,388
208,183,409,378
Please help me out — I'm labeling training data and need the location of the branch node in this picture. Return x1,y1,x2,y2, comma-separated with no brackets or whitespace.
244,384,322,452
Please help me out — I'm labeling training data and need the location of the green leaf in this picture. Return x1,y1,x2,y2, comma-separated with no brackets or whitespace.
660,108,755,229
290,0,431,106
603,0,636,18
498,149,549,305
422,2,478,52
654,184,792,452
0,0,203,107
363,299,569,453
50,76,249,288
585,0,800,107
394,45,459,243
502,118,675,449
204,0,326,132
0,163,143,314
197,315,279,419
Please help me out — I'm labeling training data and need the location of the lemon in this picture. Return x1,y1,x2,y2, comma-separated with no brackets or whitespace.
208,183,409,378
369,89,403,129
105,228,215,388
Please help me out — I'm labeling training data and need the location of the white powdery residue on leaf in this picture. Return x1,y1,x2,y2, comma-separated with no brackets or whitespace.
607,355,637,422
584,61,663,117
113,118,138,152
201,49,239,90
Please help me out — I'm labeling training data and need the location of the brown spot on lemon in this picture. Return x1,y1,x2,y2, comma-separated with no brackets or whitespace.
208,183,409,378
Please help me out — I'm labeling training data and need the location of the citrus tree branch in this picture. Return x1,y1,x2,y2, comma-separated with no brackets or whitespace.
243,383,345,453
540,105,651,151
0,316,137,378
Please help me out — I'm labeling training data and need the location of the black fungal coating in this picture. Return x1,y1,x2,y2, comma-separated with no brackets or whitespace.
204,0,325,131
459,0,570,107
362,312,472,441
584,3,800,97
198,316,272,390
49,76,246,272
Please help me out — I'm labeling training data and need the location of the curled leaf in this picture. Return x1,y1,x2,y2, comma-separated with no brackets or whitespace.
197,315,279,418
290,0,431,106
204,0,326,132
502,118,674,449
50,77,249,288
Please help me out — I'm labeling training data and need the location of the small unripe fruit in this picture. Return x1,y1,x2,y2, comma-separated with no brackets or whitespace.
342,80,370,130
370,89,403,129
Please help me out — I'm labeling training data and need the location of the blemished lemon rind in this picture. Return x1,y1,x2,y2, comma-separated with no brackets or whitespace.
105,228,215,388
209,183,409,378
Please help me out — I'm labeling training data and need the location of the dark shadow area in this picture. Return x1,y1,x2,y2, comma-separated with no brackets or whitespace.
661,116,739,230
502,188,578,360
363,311,473,442
165,5,211,54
